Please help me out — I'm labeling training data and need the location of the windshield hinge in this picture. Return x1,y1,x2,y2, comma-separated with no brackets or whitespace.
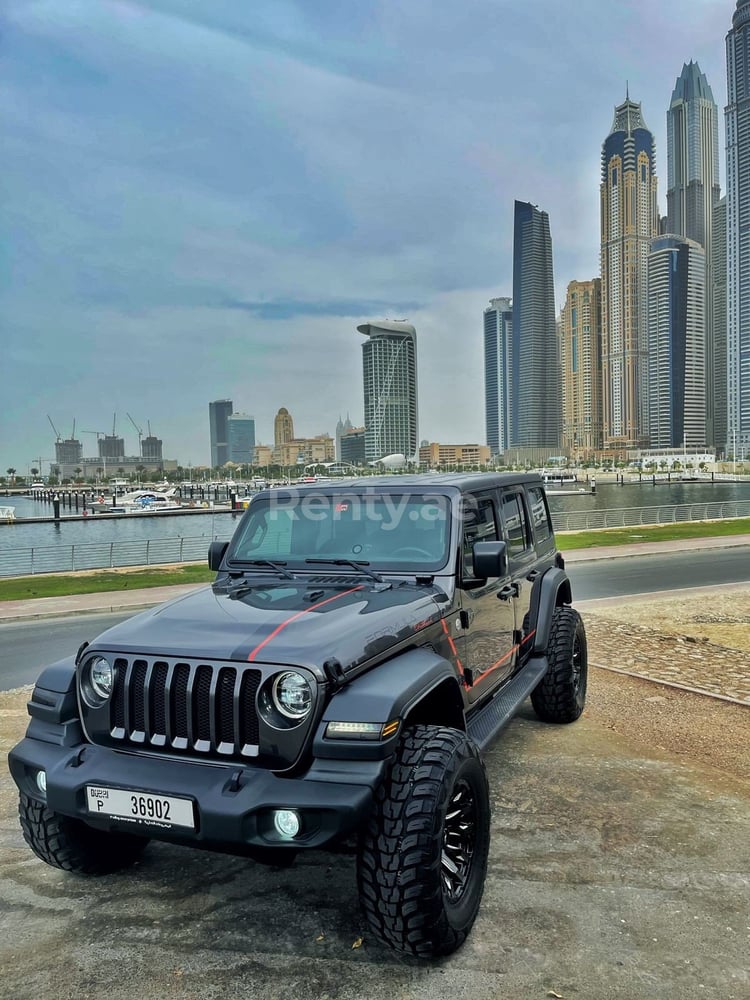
324,657,347,691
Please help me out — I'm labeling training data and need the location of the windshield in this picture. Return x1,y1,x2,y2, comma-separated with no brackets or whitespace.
227,492,452,572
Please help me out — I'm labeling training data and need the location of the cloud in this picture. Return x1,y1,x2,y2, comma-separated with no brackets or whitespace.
0,0,731,468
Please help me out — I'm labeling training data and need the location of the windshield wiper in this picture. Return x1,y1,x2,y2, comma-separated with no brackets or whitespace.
305,558,384,583
240,559,294,579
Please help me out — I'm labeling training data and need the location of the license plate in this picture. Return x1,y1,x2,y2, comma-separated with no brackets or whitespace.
86,785,195,830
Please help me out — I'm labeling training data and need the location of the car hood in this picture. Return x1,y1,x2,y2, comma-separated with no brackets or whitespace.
87,579,453,675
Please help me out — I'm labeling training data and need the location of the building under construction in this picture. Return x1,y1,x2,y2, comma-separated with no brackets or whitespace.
47,414,171,480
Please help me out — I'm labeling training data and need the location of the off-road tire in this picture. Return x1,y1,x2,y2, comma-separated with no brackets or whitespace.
357,725,490,958
19,793,149,875
531,606,587,723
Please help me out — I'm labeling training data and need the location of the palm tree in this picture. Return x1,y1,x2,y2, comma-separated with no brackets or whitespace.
30,467,39,478
6,468,16,483
74,467,82,482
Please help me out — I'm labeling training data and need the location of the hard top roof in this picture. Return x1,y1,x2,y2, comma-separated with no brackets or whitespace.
257,472,544,495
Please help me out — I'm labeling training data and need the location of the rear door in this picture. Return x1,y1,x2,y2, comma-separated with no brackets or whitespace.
457,492,516,704
498,487,538,644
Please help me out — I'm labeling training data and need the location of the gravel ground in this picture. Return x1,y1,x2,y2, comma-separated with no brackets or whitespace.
579,586,750,782
584,669,750,782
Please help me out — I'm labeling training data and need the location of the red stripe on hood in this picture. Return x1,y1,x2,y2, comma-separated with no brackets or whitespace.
246,586,365,662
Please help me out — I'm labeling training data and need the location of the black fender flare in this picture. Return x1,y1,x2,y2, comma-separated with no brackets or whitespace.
313,646,464,759
24,657,84,746
528,567,572,654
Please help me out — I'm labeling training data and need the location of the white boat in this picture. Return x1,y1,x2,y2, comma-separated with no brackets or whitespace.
0,505,15,521
90,489,181,514
541,469,578,484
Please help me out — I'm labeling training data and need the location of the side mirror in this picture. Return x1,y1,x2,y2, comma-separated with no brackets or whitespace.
208,541,229,571
472,540,508,579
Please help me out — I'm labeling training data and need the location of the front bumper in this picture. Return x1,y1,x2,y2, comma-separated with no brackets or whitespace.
8,737,385,851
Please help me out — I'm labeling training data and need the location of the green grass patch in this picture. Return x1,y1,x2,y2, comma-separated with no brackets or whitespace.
557,517,750,550
0,564,215,602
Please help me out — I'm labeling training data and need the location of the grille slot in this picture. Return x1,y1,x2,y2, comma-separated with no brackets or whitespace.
108,658,262,760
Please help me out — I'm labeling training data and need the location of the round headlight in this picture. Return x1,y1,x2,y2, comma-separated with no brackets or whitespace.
272,671,312,720
88,656,113,700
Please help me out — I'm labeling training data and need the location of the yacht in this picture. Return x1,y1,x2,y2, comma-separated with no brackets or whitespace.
90,489,181,514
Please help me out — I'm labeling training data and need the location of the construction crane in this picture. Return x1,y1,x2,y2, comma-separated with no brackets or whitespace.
127,413,143,456
47,415,62,442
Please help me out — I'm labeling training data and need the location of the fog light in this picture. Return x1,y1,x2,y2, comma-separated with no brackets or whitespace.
35,770,47,795
273,809,301,839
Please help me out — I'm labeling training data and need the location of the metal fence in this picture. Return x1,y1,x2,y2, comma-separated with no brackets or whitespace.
1,500,749,577
0,525,236,578
551,498,750,533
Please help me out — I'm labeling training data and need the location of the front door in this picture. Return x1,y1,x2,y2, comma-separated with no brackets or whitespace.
457,493,516,705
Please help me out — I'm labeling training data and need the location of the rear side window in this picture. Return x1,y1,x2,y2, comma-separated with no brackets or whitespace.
500,490,530,556
527,486,552,541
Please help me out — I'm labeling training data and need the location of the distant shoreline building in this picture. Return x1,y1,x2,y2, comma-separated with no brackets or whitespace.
712,195,728,453
560,279,603,458
274,407,294,448
357,320,418,463
666,60,721,448
227,413,256,465
600,94,659,449
725,0,750,459
339,426,366,465
418,442,491,467
483,297,513,456
209,399,233,468
511,201,560,449
647,235,706,449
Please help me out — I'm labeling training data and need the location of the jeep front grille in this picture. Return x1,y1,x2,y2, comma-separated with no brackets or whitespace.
110,657,262,759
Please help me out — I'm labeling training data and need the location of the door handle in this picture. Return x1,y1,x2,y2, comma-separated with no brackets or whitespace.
497,582,520,601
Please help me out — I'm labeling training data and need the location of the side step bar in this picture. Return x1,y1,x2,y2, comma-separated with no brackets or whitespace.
467,656,548,751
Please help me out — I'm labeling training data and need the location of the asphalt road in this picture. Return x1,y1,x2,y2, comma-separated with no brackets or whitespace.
1,546,749,692
566,545,750,600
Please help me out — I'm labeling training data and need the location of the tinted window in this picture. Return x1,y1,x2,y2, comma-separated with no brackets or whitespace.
500,491,530,555
527,486,552,540
462,496,497,579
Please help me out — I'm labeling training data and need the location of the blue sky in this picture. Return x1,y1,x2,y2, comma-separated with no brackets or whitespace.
1,0,729,471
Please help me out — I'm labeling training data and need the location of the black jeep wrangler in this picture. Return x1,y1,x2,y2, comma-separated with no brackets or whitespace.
8,473,587,958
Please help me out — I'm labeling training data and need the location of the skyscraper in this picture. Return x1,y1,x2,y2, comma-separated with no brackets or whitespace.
511,201,560,449
600,94,659,449
227,413,256,464
560,280,603,458
666,61,721,447
712,196,728,452
274,407,294,447
357,320,418,462
483,297,513,456
209,399,233,468
726,0,750,459
647,236,706,449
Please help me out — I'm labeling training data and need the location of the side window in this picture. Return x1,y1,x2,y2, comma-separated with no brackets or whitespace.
462,496,498,579
527,486,552,541
500,490,530,556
